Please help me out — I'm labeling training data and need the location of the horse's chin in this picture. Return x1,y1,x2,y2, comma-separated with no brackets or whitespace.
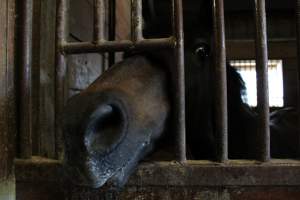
64,137,153,189
64,155,127,189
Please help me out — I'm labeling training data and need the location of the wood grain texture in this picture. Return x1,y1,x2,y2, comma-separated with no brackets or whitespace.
15,159,300,200
0,0,16,199
38,0,56,158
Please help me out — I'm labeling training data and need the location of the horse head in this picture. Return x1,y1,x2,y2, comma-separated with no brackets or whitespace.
62,56,170,189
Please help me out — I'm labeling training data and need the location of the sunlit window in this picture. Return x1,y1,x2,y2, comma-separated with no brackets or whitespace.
230,60,284,107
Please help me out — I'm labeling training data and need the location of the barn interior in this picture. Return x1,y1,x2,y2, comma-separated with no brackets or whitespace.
1,0,300,199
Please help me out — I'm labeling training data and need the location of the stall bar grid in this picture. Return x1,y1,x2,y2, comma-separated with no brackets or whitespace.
55,0,186,162
19,0,272,162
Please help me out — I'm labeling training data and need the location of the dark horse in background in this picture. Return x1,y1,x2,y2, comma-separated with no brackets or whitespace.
143,0,299,159
62,0,299,190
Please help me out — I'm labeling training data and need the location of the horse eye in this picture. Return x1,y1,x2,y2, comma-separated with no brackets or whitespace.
194,43,210,59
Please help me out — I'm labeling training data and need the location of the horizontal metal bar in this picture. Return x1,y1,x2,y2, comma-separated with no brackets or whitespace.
254,0,270,162
60,38,175,54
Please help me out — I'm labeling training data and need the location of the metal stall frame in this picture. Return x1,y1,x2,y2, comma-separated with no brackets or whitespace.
16,0,298,164
15,0,300,195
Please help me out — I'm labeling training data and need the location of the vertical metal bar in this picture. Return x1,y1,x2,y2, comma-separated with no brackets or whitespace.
296,0,300,157
108,0,115,66
213,0,228,162
95,0,107,74
131,0,143,42
19,0,33,159
94,0,106,42
172,0,186,162
254,0,270,162
55,0,69,159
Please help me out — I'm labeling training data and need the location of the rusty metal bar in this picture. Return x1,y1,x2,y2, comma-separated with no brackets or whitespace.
55,0,69,160
172,0,186,162
94,0,106,42
19,0,33,159
108,0,116,66
61,38,175,54
254,0,270,162
296,0,300,157
213,0,228,162
131,0,143,42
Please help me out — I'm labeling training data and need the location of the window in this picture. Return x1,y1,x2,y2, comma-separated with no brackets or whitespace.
230,60,284,107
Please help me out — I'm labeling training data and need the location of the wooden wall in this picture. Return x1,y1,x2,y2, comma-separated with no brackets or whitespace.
0,0,16,199
27,0,132,158
28,0,105,158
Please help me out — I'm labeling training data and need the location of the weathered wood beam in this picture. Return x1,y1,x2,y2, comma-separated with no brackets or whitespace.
0,0,16,199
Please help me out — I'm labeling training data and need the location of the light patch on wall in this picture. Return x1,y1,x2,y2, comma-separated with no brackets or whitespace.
230,59,284,107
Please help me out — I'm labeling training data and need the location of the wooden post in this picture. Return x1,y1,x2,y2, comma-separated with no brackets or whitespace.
0,0,16,199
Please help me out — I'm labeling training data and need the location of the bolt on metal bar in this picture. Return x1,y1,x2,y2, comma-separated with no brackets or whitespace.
296,0,300,157
55,0,69,160
254,0,270,162
94,0,106,42
19,0,33,159
61,38,175,54
172,0,186,162
213,0,228,162
131,0,143,42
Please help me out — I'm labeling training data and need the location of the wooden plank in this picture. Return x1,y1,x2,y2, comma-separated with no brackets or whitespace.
70,0,94,41
227,39,297,59
38,0,56,158
31,0,41,156
0,0,16,199
15,159,300,186
116,0,131,40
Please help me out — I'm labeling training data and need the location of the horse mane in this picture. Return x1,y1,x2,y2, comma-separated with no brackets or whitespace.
226,63,247,106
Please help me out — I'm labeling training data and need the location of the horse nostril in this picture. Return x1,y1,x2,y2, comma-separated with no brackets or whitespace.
84,104,126,155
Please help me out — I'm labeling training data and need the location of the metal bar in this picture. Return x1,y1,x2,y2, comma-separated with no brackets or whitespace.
254,0,270,162
94,0,106,42
108,0,116,66
55,0,69,160
172,0,186,162
131,0,143,42
213,0,228,162
60,38,175,54
296,0,300,157
19,0,33,159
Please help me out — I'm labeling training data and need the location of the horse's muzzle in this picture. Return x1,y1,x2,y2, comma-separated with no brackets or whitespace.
61,55,170,189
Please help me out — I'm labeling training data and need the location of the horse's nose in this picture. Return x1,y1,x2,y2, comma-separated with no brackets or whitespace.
83,103,127,156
